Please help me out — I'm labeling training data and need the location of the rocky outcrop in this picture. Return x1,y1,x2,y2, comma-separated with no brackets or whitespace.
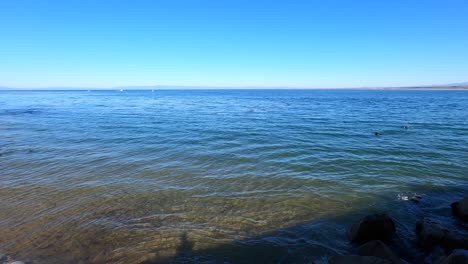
328,255,392,264
331,197,468,264
358,240,400,264
436,249,468,264
350,214,396,244
416,218,468,250
451,197,468,221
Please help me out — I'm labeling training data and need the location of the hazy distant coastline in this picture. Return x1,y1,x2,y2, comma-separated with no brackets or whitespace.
1,84,468,91
363,85,468,90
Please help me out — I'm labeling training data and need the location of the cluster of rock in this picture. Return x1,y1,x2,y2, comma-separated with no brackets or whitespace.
328,197,468,264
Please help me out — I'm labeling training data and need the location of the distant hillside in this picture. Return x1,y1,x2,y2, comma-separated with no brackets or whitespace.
1,84,468,90
445,82,468,86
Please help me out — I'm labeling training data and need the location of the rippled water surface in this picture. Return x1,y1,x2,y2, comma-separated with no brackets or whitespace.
1,89,467,263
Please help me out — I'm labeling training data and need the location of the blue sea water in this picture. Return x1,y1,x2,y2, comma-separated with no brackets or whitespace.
0,89,467,263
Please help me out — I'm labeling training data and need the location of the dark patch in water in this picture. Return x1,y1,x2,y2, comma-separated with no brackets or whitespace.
0,109,42,116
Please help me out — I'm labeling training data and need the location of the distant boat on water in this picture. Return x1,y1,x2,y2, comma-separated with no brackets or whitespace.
119,89,124,92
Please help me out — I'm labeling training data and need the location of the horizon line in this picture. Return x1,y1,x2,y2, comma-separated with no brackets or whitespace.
1,84,468,91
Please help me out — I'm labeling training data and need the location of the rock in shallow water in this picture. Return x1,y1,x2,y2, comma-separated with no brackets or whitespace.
358,240,400,264
452,197,468,221
416,218,468,250
437,249,468,264
328,255,392,264
350,214,396,244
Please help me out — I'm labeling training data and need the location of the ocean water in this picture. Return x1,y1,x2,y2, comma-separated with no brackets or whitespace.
0,89,467,263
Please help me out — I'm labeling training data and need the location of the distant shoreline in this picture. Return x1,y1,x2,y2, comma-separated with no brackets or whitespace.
366,86,468,90
1,86,468,91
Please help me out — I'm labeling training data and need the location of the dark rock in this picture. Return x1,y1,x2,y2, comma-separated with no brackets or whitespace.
358,240,400,264
437,249,468,264
452,198,468,221
431,246,448,264
416,218,468,250
417,218,446,249
329,255,392,264
350,214,396,244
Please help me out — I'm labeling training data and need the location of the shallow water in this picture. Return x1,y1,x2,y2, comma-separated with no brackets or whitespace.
0,89,467,263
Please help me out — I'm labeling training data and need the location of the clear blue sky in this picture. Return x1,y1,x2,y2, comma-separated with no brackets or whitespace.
1,0,467,88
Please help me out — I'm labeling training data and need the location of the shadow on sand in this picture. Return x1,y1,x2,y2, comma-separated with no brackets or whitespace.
141,184,468,264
